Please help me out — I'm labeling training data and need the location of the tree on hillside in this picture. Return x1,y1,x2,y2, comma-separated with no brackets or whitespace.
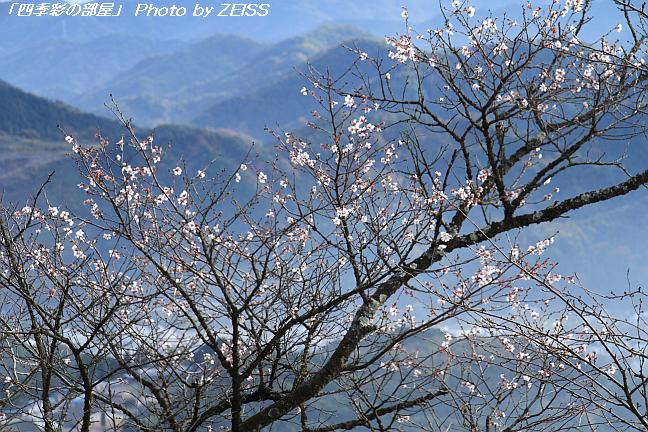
2,1,648,431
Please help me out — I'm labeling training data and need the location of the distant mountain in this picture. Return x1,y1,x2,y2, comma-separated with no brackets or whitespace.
73,33,265,123
0,80,123,141
188,25,372,103
0,80,255,205
192,37,388,138
74,25,371,125
0,34,184,99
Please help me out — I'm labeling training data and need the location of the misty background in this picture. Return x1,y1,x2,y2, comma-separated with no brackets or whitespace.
0,0,645,311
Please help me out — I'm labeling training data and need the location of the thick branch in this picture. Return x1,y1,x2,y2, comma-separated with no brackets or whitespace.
239,168,648,431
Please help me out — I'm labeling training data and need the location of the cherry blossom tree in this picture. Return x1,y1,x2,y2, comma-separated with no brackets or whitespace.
2,1,648,431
